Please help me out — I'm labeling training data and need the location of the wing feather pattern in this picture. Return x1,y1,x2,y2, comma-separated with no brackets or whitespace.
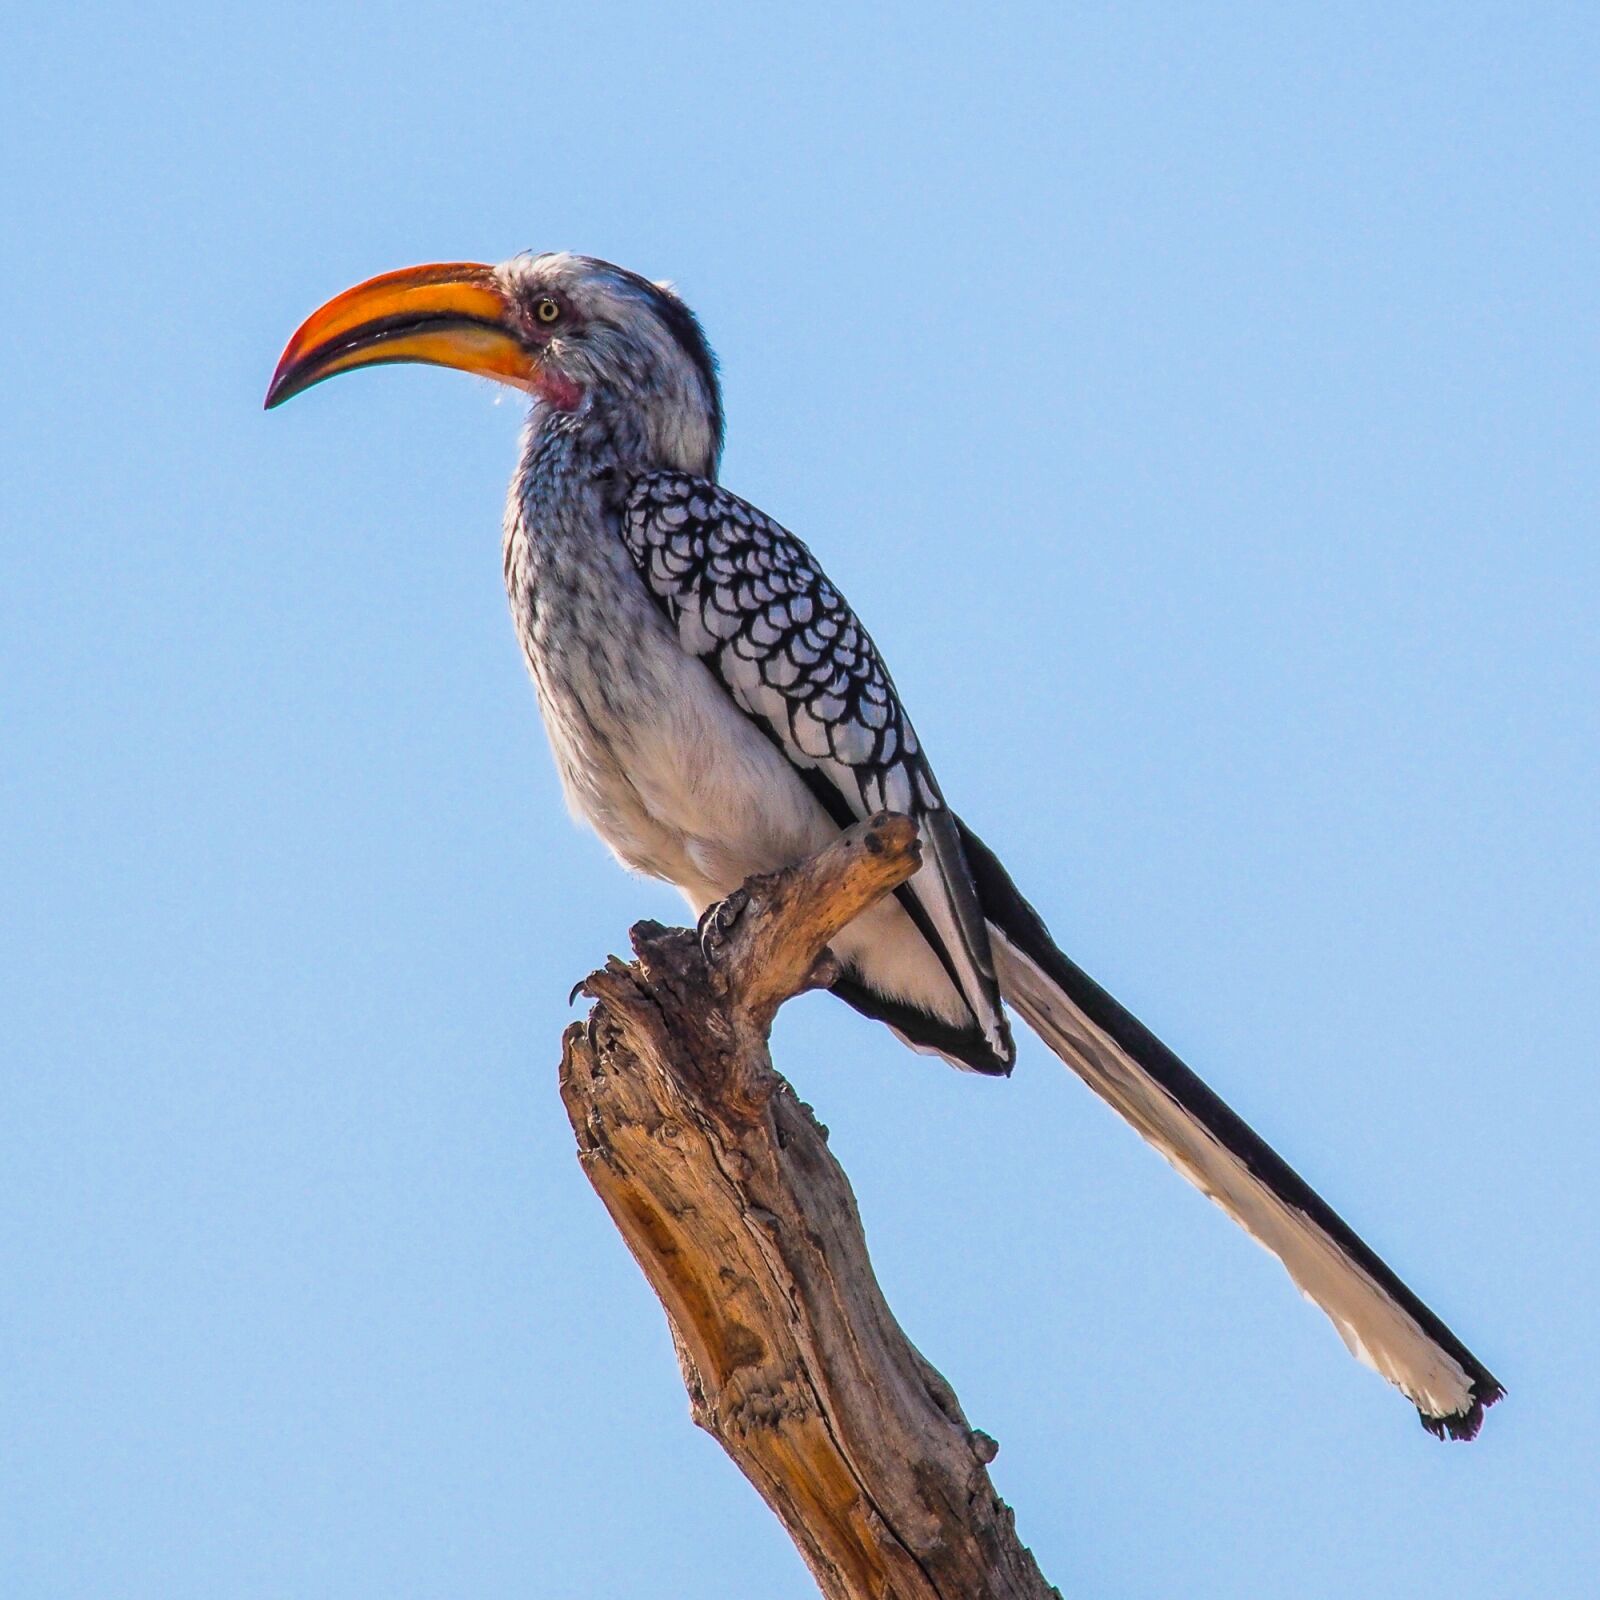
620,470,1013,1070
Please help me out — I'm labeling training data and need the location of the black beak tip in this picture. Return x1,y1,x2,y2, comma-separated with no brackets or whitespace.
263,370,293,410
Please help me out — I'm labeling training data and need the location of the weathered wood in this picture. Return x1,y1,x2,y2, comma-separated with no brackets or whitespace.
559,813,1061,1600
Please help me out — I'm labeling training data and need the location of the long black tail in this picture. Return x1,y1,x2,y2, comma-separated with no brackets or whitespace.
957,818,1503,1440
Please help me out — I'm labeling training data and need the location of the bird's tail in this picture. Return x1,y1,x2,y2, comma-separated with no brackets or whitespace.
956,819,1503,1440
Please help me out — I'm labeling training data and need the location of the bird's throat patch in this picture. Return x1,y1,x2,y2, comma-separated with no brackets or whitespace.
534,368,584,412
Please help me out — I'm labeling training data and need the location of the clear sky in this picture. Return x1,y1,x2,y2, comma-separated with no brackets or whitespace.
4,4,1597,1596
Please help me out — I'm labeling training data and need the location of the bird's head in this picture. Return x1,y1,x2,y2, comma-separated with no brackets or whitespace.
266,252,723,477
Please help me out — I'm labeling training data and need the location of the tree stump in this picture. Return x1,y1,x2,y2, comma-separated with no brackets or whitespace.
559,813,1060,1600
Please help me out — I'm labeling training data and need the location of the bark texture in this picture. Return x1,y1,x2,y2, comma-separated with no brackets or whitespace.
559,813,1060,1600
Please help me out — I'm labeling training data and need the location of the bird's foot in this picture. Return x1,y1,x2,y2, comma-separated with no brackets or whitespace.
697,888,750,963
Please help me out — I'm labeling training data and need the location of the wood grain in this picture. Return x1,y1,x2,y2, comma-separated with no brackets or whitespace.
559,814,1060,1600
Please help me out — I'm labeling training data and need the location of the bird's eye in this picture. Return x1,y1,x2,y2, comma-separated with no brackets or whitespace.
535,297,562,325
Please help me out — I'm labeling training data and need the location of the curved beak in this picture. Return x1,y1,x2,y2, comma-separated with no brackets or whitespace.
264,262,534,409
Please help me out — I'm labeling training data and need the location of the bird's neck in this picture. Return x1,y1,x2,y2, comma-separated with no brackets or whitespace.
523,386,718,486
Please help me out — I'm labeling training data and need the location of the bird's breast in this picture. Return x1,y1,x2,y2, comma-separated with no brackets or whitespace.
502,492,837,901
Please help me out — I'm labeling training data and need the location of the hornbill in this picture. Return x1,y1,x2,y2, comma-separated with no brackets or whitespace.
267,252,1502,1439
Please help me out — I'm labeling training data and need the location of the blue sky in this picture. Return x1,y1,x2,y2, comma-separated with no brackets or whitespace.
4,3,1597,1595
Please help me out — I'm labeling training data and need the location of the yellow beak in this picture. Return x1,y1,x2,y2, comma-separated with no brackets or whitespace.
264,262,535,409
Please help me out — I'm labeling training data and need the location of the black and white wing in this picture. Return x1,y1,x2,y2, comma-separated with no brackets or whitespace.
621,469,1014,1073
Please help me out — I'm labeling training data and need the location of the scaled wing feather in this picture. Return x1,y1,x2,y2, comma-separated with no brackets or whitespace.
620,470,1012,1066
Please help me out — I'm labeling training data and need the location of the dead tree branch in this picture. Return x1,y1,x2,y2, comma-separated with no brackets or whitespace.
559,813,1060,1600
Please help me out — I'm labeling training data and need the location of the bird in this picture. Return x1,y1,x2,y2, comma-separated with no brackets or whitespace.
267,251,1502,1440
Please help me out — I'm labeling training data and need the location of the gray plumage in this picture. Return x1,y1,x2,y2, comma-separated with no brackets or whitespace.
500,255,1009,1071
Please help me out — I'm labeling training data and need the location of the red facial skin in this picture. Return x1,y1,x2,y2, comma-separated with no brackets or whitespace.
533,367,584,411
519,293,586,412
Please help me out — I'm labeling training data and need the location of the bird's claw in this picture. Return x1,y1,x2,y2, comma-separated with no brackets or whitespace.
697,887,750,962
